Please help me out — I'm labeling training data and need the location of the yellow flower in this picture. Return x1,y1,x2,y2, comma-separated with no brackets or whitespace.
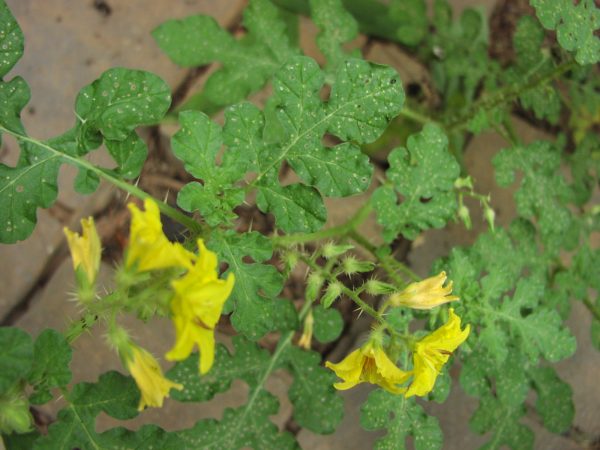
388,271,459,310
165,239,235,374
405,308,470,397
125,346,183,411
126,198,195,272
63,217,101,285
325,340,411,394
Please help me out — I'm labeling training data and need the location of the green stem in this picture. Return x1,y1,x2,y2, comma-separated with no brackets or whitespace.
273,202,373,246
399,107,436,125
232,286,315,438
1,126,204,235
582,296,600,323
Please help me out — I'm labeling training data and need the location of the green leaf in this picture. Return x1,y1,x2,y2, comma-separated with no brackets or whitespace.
469,392,534,450
0,327,33,394
0,0,24,78
508,16,561,124
34,371,139,450
372,124,460,241
1,67,169,244
529,366,574,433
494,141,574,251
210,230,297,339
517,309,576,362
27,329,72,405
361,391,443,450
495,351,529,408
100,425,184,449
75,67,171,141
0,140,60,244
530,0,600,65
459,346,493,397
153,0,297,108
3,431,41,450
105,132,148,179
172,111,244,226
176,391,297,450
309,0,359,70
0,76,29,134
256,181,327,233
168,336,271,402
389,0,428,46
283,346,343,434
312,304,344,343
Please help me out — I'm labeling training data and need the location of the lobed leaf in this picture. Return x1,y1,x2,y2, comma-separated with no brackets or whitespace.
210,230,297,339
361,391,443,450
168,336,271,402
0,327,33,394
529,366,574,434
27,329,72,405
530,0,600,65
176,391,297,450
283,346,343,434
34,371,140,450
0,67,171,244
309,0,359,70
372,124,460,241
469,392,533,450
153,0,297,109
0,0,24,78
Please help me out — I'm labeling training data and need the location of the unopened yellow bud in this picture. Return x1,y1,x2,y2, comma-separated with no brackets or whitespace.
64,217,101,287
388,272,459,310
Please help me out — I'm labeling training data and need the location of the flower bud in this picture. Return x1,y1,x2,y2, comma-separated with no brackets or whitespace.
342,256,375,275
458,204,472,230
483,205,496,232
322,281,343,308
64,217,101,300
365,279,397,295
323,242,354,259
388,272,459,310
306,272,325,302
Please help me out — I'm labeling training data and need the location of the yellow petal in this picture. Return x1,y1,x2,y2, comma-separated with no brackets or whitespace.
405,308,470,397
63,217,101,285
389,271,459,310
373,346,412,386
326,348,365,389
127,346,183,411
126,199,195,272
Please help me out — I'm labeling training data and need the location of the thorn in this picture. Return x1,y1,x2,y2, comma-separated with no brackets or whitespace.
164,190,170,203
248,217,254,232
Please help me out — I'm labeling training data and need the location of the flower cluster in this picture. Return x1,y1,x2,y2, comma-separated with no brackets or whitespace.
63,198,234,410
326,273,470,397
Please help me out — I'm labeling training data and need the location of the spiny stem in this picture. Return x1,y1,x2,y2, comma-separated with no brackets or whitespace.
300,254,382,322
0,126,205,235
